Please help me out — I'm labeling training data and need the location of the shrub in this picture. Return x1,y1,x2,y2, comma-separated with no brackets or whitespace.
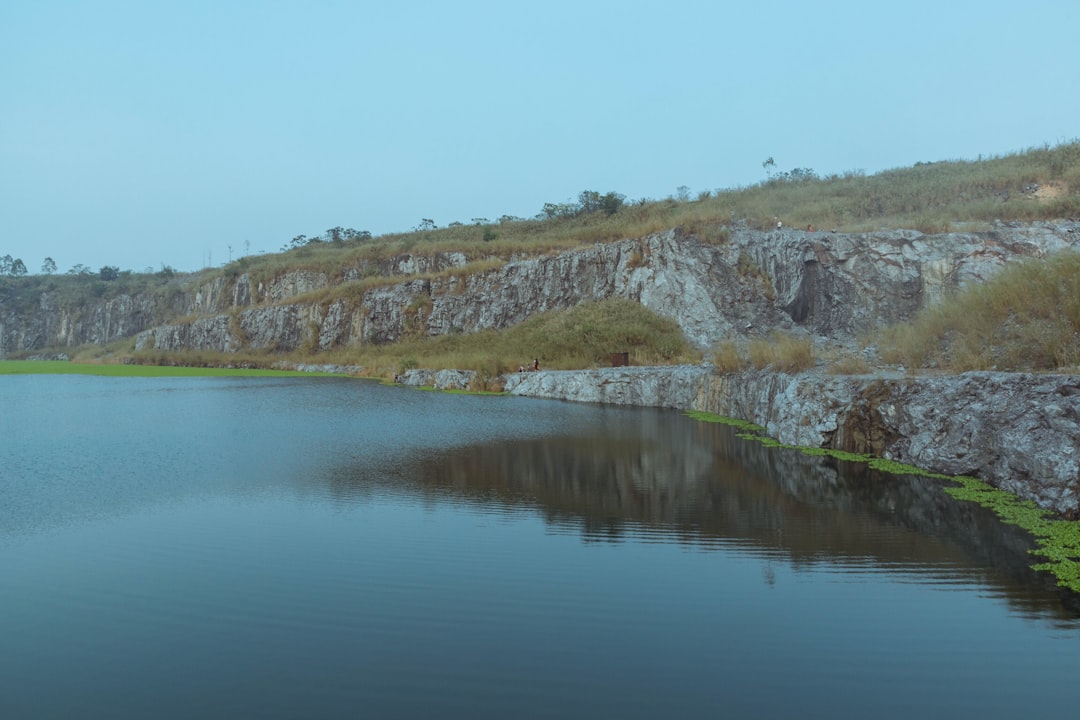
748,332,816,372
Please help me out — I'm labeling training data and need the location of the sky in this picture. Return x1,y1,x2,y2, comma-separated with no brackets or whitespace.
2,0,1078,274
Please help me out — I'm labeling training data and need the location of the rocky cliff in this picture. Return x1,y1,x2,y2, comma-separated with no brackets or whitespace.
0,251,470,356
3,222,1076,356
136,221,1079,354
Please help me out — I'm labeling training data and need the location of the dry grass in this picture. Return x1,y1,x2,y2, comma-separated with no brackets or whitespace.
877,250,1080,371
712,341,744,373
204,140,1078,287
712,332,816,373
748,332,816,372
826,355,873,375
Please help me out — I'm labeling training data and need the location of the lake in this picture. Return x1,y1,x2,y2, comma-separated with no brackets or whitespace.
1,374,1078,719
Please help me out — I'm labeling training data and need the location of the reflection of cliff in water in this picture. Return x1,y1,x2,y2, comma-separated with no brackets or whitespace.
325,409,1079,618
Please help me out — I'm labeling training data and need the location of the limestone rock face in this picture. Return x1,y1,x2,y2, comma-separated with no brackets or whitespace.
5,222,1079,356
343,251,468,281
503,365,712,408
397,368,476,390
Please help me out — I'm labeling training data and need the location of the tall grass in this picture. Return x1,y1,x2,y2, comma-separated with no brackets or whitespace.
878,250,1080,371
323,298,701,378
712,332,817,373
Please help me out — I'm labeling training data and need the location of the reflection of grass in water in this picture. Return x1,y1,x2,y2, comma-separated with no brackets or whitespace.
687,409,1080,593
0,359,339,378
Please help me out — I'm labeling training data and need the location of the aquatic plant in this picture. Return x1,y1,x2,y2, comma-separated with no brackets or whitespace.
683,409,764,434
945,477,1080,593
687,409,1080,593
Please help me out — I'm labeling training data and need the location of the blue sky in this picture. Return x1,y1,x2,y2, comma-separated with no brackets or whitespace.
2,0,1077,273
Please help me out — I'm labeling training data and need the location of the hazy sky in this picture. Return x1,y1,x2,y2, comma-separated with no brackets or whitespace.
3,0,1077,273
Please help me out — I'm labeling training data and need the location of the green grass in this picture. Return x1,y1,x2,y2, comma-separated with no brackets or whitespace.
0,360,346,378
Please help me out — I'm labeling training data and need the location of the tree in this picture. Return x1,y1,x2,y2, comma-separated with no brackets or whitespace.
762,156,817,183
541,201,577,219
10,258,27,277
0,254,11,275
578,190,603,214
342,228,371,242
99,265,120,281
578,190,625,216
676,185,691,202
762,156,776,179
415,218,436,231
787,167,817,182
599,191,625,215
42,257,57,274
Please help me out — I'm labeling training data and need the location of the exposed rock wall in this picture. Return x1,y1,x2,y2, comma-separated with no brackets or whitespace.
5,223,1078,356
503,366,1080,516
127,221,1080,354
0,251,470,355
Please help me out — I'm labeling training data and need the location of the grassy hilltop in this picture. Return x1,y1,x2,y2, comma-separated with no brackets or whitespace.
3,141,1079,376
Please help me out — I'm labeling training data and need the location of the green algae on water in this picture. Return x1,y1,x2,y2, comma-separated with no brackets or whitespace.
684,410,764,434
945,477,1080,593
685,409,1080,594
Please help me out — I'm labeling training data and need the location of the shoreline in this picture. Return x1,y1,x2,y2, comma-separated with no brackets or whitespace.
502,364,1080,517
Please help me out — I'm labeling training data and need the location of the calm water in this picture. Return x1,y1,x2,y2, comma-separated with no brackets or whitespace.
1,375,1078,719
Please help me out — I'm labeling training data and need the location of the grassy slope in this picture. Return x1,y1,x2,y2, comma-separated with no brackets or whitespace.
205,140,1079,286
